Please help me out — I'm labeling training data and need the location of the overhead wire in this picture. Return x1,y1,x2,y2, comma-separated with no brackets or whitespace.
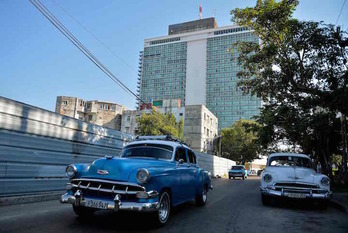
51,0,139,77
30,0,186,130
335,0,347,25
29,0,145,105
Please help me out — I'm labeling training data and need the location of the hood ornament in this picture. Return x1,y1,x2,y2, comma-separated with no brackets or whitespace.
97,170,109,175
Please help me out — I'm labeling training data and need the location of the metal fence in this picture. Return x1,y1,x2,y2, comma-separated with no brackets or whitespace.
0,96,235,197
0,96,133,196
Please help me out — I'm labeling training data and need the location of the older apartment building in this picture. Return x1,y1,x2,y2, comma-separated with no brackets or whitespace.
55,96,126,130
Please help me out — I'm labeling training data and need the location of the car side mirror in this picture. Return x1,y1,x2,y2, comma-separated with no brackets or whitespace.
178,159,184,164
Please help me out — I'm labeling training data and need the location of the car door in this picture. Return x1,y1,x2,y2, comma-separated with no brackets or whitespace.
187,149,199,198
174,147,190,203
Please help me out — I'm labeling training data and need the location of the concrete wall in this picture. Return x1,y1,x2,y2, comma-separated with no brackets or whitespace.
195,152,236,177
0,96,133,197
185,37,207,105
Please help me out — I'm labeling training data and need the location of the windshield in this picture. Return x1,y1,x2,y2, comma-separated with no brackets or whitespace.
268,156,313,168
120,143,173,160
231,166,244,170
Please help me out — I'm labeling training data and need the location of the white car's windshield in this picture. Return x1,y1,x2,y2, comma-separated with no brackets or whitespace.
268,156,313,168
231,166,244,170
120,143,173,160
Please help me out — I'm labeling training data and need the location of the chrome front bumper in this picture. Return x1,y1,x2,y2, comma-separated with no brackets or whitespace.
60,192,160,212
260,186,332,200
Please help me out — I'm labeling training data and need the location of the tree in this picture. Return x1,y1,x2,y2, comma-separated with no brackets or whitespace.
231,0,348,165
221,120,261,164
137,109,185,140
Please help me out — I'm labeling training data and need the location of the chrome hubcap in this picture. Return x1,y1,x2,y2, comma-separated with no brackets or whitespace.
202,187,207,202
158,192,170,223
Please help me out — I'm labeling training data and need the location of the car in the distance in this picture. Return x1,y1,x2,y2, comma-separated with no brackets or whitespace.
260,153,332,208
60,135,212,225
257,169,264,176
228,165,248,180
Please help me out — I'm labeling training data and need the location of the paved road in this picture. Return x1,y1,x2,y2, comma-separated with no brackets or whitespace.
0,177,347,233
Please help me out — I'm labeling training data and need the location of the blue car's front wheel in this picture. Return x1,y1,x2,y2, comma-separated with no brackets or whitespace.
153,191,171,226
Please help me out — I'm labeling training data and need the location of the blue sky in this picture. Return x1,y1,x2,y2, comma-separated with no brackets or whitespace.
0,0,347,111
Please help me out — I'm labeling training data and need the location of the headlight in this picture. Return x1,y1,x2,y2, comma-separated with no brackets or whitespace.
66,165,77,178
263,173,272,182
321,177,330,186
136,168,150,183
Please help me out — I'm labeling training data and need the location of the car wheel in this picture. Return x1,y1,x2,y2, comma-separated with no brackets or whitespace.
261,194,271,206
229,176,231,179
72,205,95,217
153,191,171,226
196,185,208,206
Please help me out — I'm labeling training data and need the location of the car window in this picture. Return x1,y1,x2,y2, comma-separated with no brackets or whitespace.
231,166,244,170
269,156,313,168
187,150,196,164
120,143,173,160
175,147,187,163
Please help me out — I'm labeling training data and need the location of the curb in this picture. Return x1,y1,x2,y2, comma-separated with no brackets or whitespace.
329,199,347,213
0,191,63,207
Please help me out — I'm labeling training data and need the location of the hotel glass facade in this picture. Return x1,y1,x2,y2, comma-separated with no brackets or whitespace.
206,31,260,129
138,18,261,130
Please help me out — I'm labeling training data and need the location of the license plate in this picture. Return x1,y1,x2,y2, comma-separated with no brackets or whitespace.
287,193,306,199
84,199,108,209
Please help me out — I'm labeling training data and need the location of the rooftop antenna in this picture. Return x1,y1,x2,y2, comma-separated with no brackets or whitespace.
199,4,202,20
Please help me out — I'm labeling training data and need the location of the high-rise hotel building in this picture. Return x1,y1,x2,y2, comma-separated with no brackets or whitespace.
137,18,261,130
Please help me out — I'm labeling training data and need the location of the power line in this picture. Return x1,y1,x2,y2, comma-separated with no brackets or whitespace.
51,0,138,77
29,0,145,105
30,0,173,126
335,0,347,25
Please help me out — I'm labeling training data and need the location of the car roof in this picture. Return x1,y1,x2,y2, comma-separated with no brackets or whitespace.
126,140,191,150
269,153,310,159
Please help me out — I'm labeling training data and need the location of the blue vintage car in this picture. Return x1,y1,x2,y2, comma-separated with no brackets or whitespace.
60,136,212,225
228,165,248,180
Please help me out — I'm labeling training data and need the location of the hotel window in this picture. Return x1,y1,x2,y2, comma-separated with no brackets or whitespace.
62,101,67,106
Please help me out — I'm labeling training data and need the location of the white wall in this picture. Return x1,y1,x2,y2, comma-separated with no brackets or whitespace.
185,38,207,105
195,152,236,177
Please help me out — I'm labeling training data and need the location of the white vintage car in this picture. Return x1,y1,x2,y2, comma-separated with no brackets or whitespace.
260,153,332,208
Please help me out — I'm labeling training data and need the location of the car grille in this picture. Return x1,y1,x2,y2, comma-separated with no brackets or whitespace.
70,178,145,198
274,182,319,189
273,182,326,194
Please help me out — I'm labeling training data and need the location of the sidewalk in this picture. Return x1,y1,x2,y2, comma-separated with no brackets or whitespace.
331,192,348,213
0,191,63,207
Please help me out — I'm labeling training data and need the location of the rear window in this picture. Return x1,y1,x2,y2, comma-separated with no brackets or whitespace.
121,143,173,160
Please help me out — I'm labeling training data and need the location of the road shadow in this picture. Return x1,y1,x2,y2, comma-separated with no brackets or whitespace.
67,201,199,232
263,198,329,212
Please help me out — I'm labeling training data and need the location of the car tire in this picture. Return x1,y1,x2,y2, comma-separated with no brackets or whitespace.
153,191,171,226
261,194,271,206
229,176,231,179
72,205,95,217
196,185,208,206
